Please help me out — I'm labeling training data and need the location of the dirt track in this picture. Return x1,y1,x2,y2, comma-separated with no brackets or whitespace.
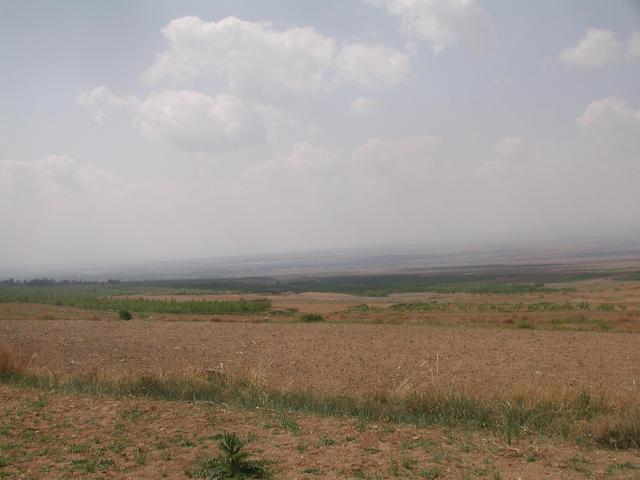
3,315,640,398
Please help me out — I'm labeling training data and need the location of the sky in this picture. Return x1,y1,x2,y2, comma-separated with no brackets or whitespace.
1,0,639,267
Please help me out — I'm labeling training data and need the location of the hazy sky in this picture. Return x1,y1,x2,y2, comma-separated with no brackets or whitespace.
1,0,639,266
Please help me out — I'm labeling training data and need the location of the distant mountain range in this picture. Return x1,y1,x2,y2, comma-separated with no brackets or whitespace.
3,218,640,281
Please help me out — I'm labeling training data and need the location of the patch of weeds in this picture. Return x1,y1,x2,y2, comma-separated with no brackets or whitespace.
551,314,587,325
607,461,638,475
134,447,147,465
68,443,90,454
595,319,611,332
364,447,381,454
296,441,308,453
380,424,395,433
400,438,437,450
419,468,443,479
588,412,640,449
516,316,534,329
109,439,129,454
269,308,299,316
353,468,384,480
71,457,114,473
280,416,300,435
566,455,592,476
114,421,127,435
401,455,418,469
319,437,335,446
196,432,270,479
303,466,321,475
597,303,615,312
175,434,196,448
156,439,169,449
118,309,133,321
29,397,47,409
121,406,144,421
0,456,8,468
388,459,400,476
298,313,324,323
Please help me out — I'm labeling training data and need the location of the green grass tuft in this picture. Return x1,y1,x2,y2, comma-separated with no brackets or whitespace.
197,432,270,479
298,313,324,323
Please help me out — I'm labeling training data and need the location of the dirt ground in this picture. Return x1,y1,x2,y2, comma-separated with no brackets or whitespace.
2,384,640,479
2,279,640,478
2,307,640,398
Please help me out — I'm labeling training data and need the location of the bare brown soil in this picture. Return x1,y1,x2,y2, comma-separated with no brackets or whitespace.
2,308,640,398
2,384,640,479
2,278,640,478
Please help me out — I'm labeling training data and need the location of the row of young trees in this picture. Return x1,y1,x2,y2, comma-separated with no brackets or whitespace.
0,278,121,286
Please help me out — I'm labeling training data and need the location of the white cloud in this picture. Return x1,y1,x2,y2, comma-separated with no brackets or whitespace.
576,97,640,128
335,43,410,86
576,98,640,160
364,0,495,53
0,155,123,202
495,136,526,160
134,90,266,151
79,17,412,155
351,97,379,113
627,31,640,60
248,142,342,180
143,16,336,101
558,28,621,67
77,86,139,123
350,135,439,171
142,16,410,102
248,134,439,184
558,29,640,67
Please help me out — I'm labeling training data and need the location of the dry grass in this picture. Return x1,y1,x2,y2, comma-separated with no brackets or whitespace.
578,413,640,449
3,362,640,449
0,340,21,375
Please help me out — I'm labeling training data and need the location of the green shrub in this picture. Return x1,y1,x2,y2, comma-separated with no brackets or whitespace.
118,310,133,321
198,432,270,479
516,317,533,329
299,313,324,323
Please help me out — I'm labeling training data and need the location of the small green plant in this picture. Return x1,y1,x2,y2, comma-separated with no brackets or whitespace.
198,432,269,479
516,316,533,329
299,313,324,323
280,416,300,434
606,461,638,475
118,310,132,321
319,437,335,446
134,447,147,465
419,468,442,479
